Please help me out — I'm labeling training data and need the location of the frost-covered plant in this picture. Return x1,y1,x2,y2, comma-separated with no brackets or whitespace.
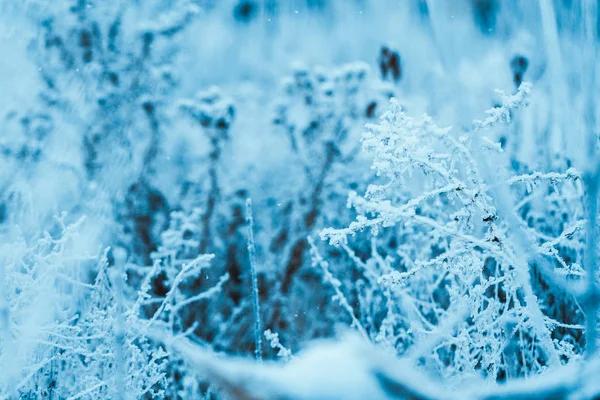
273,62,393,175
0,217,166,399
8,0,202,267
264,329,294,361
322,83,587,382
261,63,394,340
28,0,198,184
264,329,294,362
179,87,236,254
134,208,229,341
130,207,232,398
0,218,93,398
50,251,170,400
0,210,231,399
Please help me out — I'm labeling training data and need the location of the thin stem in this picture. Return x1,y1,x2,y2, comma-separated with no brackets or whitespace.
246,198,262,362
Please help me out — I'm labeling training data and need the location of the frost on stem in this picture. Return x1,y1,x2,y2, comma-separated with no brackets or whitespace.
472,82,531,130
0,208,228,399
264,329,294,361
0,222,172,399
179,87,236,254
321,82,586,380
271,61,394,297
308,236,369,340
246,198,263,362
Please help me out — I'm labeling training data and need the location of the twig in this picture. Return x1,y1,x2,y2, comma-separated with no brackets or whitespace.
246,198,262,362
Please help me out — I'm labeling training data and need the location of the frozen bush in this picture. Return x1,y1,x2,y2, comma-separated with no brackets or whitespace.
322,83,588,382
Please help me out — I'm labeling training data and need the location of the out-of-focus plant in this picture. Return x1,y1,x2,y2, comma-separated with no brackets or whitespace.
0,212,228,399
263,63,394,340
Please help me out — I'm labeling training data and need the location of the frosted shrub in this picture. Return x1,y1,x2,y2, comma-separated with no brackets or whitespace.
0,210,230,399
273,61,393,168
139,209,229,337
28,0,196,183
15,0,201,267
178,87,236,254
52,251,169,400
263,63,395,340
322,83,586,382
132,208,230,398
0,218,166,399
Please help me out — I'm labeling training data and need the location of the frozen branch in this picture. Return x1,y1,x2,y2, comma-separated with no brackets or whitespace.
246,198,263,362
